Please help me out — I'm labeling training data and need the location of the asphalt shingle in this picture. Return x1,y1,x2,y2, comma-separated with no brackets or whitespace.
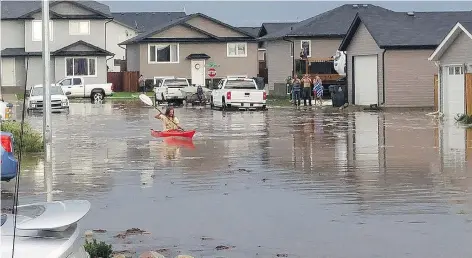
111,12,187,33
238,26,261,38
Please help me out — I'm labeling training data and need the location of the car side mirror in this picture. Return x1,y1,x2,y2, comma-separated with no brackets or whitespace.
65,91,71,95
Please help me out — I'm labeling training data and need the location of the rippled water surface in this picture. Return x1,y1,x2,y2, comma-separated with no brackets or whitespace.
3,101,472,258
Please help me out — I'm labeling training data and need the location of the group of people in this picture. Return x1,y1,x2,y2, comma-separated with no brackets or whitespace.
291,74,323,106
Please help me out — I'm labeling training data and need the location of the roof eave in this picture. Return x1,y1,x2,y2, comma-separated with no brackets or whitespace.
285,34,345,39
338,14,361,51
381,45,438,50
429,22,472,61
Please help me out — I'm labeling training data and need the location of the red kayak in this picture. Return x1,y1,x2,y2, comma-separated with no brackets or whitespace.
151,129,196,138
163,137,196,149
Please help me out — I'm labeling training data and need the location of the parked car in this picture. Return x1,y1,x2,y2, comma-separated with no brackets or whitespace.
1,200,91,258
1,131,18,182
34,77,114,103
211,77,267,111
154,77,191,106
27,85,70,113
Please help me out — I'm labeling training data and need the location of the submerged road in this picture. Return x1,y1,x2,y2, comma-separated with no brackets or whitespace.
2,100,472,257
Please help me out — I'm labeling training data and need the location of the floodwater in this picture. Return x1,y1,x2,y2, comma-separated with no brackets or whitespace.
3,100,472,258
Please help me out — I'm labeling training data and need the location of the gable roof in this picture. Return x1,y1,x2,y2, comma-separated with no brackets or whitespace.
429,22,472,61
1,1,111,20
111,12,187,33
238,26,261,37
339,11,472,51
120,13,256,45
259,4,393,41
53,40,114,56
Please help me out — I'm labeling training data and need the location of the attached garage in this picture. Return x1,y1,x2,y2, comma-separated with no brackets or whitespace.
1,57,16,86
353,55,378,105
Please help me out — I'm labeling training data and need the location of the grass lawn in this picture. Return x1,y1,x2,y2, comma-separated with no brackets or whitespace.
108,92,154,99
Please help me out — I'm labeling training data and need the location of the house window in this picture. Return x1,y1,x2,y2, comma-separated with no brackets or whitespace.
300,40,311,58
148,44,179,63
65,57,96,77
448,66,463,75
69,20,90,35
32,20,53,41
227,43,247,57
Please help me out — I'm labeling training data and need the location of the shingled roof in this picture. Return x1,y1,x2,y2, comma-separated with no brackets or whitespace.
111,12,187,33
339,11,472,50
259,22,296,37
238,26,261,38
1,0,111,19
259,4,393,41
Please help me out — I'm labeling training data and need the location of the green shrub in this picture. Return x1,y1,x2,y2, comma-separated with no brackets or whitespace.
1,121,43,153
84,238,113,258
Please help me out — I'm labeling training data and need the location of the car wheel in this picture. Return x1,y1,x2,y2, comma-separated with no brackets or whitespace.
92,92,104,103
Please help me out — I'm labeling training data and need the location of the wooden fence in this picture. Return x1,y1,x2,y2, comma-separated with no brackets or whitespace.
466,73,472,115
107,71,139,92
433,74,438,110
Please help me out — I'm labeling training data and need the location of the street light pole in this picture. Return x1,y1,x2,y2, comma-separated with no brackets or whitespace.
42,0,53,202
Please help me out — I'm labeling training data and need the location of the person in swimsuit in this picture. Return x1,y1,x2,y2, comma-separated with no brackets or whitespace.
155,107,181,131
302,74,312,106
313,76,323,106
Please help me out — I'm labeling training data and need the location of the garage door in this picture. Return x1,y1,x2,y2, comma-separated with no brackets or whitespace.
443,65,465,117
1,58,16,86
354,112,379,162
354,55,378,105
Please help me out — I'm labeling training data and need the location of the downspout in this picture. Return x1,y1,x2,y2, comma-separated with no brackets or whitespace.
381,49,386,105
105,19,114,70
427,61,443,116
283,37,295,77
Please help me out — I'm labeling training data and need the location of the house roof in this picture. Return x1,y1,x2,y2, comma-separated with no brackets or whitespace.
238,26,261,37
260,22,296,37
258,4,393,41
53,40,114,56
339,11,472,51
429,22,472,61
111,12,187,33
1,1,111,20
0,48,42,57
186,53,211,60
120,13,256,45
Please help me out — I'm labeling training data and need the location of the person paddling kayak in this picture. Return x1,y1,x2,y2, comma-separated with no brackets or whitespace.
155,107,182,131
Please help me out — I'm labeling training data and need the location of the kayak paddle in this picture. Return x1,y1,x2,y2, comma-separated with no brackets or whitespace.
139,94,184,131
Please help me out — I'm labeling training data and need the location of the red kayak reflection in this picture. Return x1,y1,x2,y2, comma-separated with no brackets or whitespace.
163,137,196,149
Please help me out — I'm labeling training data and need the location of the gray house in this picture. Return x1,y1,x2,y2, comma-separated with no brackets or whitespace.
258,4,392,96
339,11,472,108
108,11,187,72
120,13,258,86
1,0,113,92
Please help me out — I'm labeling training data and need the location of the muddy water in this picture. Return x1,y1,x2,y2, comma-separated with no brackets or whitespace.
3,101,472,258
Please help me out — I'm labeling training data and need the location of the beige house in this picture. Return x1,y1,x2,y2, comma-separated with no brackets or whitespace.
339,11,472,108
120,13,258,86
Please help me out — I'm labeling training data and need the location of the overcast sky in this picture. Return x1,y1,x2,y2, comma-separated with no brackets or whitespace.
102,1,472,26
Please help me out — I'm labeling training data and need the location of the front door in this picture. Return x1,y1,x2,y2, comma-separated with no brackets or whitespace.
191,60,205,86
1,58,16,86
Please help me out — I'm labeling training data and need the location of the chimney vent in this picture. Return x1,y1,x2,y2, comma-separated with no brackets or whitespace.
353,4,359,8
407,11,414,16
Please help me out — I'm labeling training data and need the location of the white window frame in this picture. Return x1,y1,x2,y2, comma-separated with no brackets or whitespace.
64,57,98,77
32,20,53,41
69,20,91,35
448,65,464,75
147,43,180,64
227,42,248,57
300,40,311,58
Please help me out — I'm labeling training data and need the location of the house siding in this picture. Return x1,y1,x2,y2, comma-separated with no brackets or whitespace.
151,25,209,38
293,38,342,58
185,16,246,38
25,57,56,89
126,44,140,72
50,2,96,16
345,22,383,105
138,42,258,79
439,32,472,65
1,20,25,50
266,40,292,96
15,57,26,88
55,56,107,85
384,50,436,107
106,21,138,72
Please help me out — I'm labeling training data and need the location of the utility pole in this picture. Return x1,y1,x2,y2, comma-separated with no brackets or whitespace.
42,0,53,202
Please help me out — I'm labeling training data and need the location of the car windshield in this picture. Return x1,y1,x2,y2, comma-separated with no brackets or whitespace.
164,79,188,87
224,80,256,89
31,87,64,96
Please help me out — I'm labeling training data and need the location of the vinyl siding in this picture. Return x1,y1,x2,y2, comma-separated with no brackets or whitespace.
1,20,25,50
54,56,108,85
185,16,246,37
25,57,56,89
106,21,138,72
126,44,140,72
293,38,342,58
439,32,472,65
384,50,436,107
150,25,209,38
138,42,258,79
345,22,383,105
266,40,292,96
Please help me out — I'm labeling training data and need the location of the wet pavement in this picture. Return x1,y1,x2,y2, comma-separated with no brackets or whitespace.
2,100,472,258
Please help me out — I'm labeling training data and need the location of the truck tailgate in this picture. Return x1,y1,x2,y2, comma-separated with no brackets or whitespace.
230,90,264,102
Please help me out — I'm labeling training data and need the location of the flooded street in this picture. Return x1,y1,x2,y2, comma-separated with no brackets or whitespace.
3,100,472,258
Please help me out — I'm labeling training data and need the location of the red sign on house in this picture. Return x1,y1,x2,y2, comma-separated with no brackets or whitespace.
208,68,217,78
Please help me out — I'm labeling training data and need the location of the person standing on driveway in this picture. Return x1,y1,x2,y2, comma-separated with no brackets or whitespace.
291,75,301,106
139,75,145,93
302,74,312,106
313,76,323,106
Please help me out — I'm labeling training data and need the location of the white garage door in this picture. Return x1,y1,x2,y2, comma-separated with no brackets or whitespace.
1,58,16,86
354,112,379,162
443,65,465,117
354,55,378,105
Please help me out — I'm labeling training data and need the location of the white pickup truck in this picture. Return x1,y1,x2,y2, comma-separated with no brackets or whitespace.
33,76,113,102
211,77,267,110
154,77,191,105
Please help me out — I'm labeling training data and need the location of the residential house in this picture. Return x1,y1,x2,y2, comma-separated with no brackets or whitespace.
120,13,258,86
1,1,114,92
338,11,472,108
108,11,187,72
258,4,392,96
238,26,261,38
428,22,472,117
